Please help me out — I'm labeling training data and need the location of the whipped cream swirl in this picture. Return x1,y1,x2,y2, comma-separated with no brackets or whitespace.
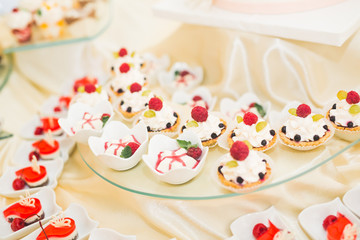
232,120,274,148
119,90,154,113
139,105,177,131
6,10,32,29
329,99,360,127
155,148,198,173
110,70,147,93
283,114,327,141
186,115,223,141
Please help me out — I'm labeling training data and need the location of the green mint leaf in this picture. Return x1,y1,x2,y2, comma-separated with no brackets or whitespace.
254,103,266,118
120,146,132,158
101,115,110,127
174,70,180,76
37,9,41,16
176,139,192,150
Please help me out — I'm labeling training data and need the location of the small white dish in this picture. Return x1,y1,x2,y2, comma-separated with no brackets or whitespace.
12,138,75,165
140,52,170,86
88,121,148,171
40,96,70,119
220,92,271,120
343,185,360,217
0,187,62,240
158,62,203,94
0,159,64,198
89,228,136,240
20,115,67,140
228,206,298,240
21,203,99,240
59,101,114,144
171,86,217,111
298,198,360,240
142,130,208,185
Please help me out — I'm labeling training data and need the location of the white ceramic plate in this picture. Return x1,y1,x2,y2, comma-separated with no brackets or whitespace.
142,130,209,184
89,228,136,240
298,198,360,240
22,203,99,240
343,185,360,217
12,138,75,166
40,96,69,119
0,188,62,240
20,115,67,140
0,159,64,198
88,121,148,171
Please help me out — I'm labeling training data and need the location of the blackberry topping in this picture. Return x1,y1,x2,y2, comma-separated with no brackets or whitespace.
145,103,148,107
166,122,171,128
332,104,336,109
126,107,132,113
261,140,267,146
262,159,267,163
258,172,265,180
330,116,335,122
111,66,114,71
211,133,217,139
120,100,124,106
218,123,224,128
147,126,151,131
281,126,286,134
236,177,244,184
181,125,186,131
313,135,320,141
294,134,301,142
270,130,275,136
117,88,124,94
231,132,236,138
348,121,354,128
218,166,223,175
173,112,178,118
323,125,329,131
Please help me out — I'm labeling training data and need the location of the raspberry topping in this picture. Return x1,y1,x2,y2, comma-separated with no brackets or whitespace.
12,178,25,191
148,97,163,111
118,48,128,57
186,147,202,160
53,106,61,112
130,83,142,93
34,127,44,136
346,91,360,104
243,112,258,126
253,223,268,238
127,142,140,155
323,215,337,230
192,95,203,101
249,102,256,108
12,8,19,13
11,218,25,232
119,63,130,73
84,84,96,93
191,106,208,122
29,151,40,161
230,141,249,161
296,104,311,118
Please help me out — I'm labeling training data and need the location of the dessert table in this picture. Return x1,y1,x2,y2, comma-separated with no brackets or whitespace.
1,0,360,239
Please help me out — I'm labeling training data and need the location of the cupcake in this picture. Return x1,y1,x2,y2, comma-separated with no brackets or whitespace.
6,8,33,43
228,112,276,151
181,106,226,147
109,48,146,77
138,97,180,135
216,141,272,191
279,104,333,149
327,90,360,140
117,83,154,119
34,2,65,39
70,82,107,107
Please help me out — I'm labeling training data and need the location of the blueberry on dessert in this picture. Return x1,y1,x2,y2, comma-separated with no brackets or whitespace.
228,112,276,151
138,97,180,134
279,104,332,148
327,90,360,133
36,214,78,240
104,135,141,158
181,106,226,147
117,83,154,119
13,157,49,189
323,213,357,240
155,139,202,174
253,221,295,240
217,141,271,191
3,193,45,231
70,112,110,134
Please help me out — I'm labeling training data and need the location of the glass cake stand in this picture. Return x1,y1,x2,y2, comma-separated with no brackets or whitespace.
78,133,360,200
0,131,13,140
0,54,13,92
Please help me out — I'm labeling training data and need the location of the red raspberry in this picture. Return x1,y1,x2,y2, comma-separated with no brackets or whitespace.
130,83,142,93
253,223,268,238
11,218,25,231
29,151,40,161
148,97,163,111
230,141,249,161
84,84,96,93
296,104,311,118
192,95,203,101
101,113,111,119
186,147,202,160
12,178,25,191
53,106,61,112
180,70,190,77
346,91,360,104
323,215,337,230
127,142,140,155
249,102,256,108
243,112,258,126
12,8,19,13
118,48,128,57
191,106,208,122
34,127,44,135
119,63,130,73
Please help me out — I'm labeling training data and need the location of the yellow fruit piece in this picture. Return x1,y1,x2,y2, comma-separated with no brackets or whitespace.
96,86,102,93
337,90,347,100
141,90,151,97
243,140,253,150
129,63,135,68
131,51,136,57
312,114,324,122
256,121,267,132
349,105,360,115
236,115,243,123
186,120,199,128
144,110,155,118
40,23,48,29
288,108,297,116
225,160,238,168
113,52,119,58
77,86,85,93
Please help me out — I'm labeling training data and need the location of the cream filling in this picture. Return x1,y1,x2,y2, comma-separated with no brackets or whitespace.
156,148,198,173
119,90,154,113
232,121,274,147
71,92,107,107
173,73,196,87
26,175,48,187
341,224,358,240
72,114,103,132
330,100,360,127
40,148,60,160
110,70,146,92
6,11,32,30
104,135,139,157
6,208,43,223
139,105,177,131
186,115,222,141
220,151,267,184
274,230,296,240
44,228,78,240
46,128,64,136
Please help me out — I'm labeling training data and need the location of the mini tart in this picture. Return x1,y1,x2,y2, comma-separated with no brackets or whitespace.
36,217,78,240
3,197,45,225
278,127,332,148
138,113,181,133
117,90,154,119
15,165,48,188
228,131,277,151
326,110,360,132
32,139,60,160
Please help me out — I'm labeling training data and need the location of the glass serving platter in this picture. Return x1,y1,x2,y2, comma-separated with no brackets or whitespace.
0,131,13,140
1,0,112,54
78,125,360,200
0,54,13,92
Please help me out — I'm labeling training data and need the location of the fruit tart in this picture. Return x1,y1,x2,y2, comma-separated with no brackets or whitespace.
6,8,33,43
36,214,78,240
181,106,226,147
71,83,107,107
323,213,358,240
252,221,295,240
13,158,48,190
